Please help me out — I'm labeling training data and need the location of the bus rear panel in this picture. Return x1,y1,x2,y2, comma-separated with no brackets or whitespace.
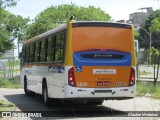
65,22,136,100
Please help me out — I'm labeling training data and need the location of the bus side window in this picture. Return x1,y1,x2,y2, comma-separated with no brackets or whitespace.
21,46,25,65
23,46,26,63
40,40,45,62
52,36,56,61
33,43,36,62
26,45,30,63
34,43,37,62
45,39,48,61
35,42,38,62
47,37,53,62
39,41,42,62
30,44,34,62
35,41,41,62
54,32,65,62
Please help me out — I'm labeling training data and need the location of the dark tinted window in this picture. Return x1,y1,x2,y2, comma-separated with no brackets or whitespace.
35,41,41,62
26,45,30,63
23,30,65,63
54,32,65,61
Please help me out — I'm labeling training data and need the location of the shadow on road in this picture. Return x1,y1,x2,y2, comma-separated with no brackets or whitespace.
4,94,128,118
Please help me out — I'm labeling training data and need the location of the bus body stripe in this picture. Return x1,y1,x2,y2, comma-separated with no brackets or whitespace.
73,51,131,66
64,20,74,66
131,25,136,66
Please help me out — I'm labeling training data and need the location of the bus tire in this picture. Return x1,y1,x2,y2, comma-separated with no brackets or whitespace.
42,82,51,107
87,99,104,105
24,77,36,96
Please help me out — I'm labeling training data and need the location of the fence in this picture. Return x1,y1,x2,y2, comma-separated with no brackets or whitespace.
137,50,160,85
0,57,20,79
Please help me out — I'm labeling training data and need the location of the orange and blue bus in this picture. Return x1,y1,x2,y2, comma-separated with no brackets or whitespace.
20,20,136,106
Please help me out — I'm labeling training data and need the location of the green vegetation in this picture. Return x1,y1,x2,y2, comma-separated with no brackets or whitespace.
0,0,29,56
140,71,152,75
0,100,16,111
0,78,20,88
136,81,160,97
138,9,160,49
26,4,112,39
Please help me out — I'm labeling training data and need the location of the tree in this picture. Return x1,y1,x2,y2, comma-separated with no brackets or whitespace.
150,17,160,33
0,0,18,55
134,30,139,40
0,9,13,55
138,9,160,49
0,0,29,56
0,0,17,8
150,17,160,49
4,13,29,55
26,4,112,39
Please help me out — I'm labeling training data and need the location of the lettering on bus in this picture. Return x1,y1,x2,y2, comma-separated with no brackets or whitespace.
93,69,116,74
97,81,111,86
77,82,87,87
96,78,111,81
48,66,64,73
115,82,125,86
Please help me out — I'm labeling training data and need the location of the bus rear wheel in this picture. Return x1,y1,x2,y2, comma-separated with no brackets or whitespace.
42,82,51,107
24,77,35,96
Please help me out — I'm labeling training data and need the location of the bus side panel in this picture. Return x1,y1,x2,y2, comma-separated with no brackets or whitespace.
21,66,36,92
47,65,65,98
20,66,25,88
32,66,47,94
31,65,66,98
21,65,66,98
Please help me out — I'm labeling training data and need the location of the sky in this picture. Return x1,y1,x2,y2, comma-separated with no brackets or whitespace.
6,0,160,56
7,0,160,21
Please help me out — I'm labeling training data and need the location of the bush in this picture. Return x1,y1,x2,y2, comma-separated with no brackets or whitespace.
0,78,20,88
136,81,160,97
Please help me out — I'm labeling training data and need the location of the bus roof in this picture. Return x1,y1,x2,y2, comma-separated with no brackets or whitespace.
72,21,132,29
23,21,132,45
23,24,67,45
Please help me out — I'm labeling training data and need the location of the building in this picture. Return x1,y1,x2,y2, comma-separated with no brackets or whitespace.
127,7,153,29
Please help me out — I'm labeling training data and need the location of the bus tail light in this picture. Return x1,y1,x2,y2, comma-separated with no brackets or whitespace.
129,67,135,86
68,67,76,87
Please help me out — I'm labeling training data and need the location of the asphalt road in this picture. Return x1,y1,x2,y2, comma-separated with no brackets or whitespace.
0,88,160,120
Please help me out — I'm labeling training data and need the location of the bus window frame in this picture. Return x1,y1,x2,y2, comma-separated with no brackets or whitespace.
22,30,66,64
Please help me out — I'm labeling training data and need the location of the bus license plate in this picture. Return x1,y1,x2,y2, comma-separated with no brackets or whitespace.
93,69,116,74
97,81,110,86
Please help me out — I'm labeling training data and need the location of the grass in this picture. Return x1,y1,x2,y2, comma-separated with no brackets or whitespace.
139,71,152,75
136,81,160,97
5,60,20,68
0,78,20,88
0,100,17,111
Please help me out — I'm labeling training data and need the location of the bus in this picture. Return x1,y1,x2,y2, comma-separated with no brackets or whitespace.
20,20,136,106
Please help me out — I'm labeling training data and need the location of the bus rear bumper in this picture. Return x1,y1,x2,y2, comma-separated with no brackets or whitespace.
64,85,135,100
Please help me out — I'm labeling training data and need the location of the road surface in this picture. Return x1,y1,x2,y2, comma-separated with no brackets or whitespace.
0,88,160,120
